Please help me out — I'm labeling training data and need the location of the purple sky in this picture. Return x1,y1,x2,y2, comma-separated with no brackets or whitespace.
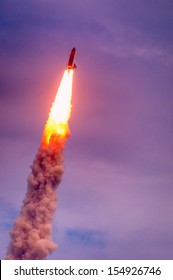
1,0,173,259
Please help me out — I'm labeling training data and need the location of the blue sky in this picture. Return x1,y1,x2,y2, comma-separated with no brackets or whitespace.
0,0,173,259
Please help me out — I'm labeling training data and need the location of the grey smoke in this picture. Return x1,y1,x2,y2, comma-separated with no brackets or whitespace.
6,136,68,260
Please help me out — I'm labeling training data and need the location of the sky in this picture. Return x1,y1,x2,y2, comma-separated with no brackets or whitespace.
0,0,173,260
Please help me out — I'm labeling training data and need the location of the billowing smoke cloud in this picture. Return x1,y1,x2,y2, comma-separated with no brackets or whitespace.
6,136,68,260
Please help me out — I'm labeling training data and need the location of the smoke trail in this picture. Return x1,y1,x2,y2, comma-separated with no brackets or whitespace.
6,69,73,260
6,136,68,259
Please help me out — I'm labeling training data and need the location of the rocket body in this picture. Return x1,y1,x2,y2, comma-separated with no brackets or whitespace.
67,48,77,69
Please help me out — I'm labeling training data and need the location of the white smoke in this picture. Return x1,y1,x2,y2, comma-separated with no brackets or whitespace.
6,137,67,260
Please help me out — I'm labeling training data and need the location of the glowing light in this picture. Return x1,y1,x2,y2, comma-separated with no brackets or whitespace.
42,69,73,146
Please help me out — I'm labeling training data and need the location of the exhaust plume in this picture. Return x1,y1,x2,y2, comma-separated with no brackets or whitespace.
6,69,74,259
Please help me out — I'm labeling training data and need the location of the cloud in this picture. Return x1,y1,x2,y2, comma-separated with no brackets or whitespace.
66,228,105,247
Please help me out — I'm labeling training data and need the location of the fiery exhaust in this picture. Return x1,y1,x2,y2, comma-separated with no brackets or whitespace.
42,69,73,146
6,68,74,260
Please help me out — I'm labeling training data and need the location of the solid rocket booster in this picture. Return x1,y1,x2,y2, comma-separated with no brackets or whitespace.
67,47,77,69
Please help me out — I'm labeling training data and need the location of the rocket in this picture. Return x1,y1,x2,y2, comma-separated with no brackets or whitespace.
67,47,77,70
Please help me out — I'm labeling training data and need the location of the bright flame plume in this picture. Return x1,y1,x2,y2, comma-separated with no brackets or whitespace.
42,69,73,146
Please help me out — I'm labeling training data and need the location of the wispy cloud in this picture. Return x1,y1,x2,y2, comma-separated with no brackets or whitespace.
66,228,106,247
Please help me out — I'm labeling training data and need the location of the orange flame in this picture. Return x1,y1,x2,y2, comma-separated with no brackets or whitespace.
42,69,73,146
